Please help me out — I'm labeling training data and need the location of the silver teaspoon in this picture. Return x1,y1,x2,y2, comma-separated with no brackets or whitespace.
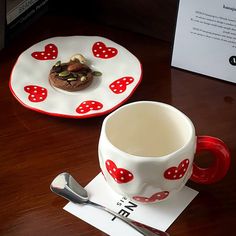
50,172,169,236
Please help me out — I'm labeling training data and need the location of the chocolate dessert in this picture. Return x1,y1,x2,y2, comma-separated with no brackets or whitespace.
49,54,101,92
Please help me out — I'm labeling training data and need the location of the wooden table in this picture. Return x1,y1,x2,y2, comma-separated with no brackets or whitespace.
1,11,235,236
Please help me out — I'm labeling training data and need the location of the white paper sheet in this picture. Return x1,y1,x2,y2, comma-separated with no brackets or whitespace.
64,173,198,235
172,0,236,83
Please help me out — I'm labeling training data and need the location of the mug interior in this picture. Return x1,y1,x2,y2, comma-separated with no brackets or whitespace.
105,102,193,157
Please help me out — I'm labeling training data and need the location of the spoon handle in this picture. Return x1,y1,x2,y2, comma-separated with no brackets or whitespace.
88,200,169,236
50,172,169,236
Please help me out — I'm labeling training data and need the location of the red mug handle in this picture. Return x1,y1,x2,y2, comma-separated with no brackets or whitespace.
190,136,230,184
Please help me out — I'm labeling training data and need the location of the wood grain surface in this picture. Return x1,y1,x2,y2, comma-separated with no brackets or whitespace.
0,7,235,236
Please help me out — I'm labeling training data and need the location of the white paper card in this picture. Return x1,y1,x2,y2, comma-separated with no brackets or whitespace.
64,173,198,235
171,0,236,83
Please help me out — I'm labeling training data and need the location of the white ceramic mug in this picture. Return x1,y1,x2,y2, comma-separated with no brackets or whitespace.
98,101,230,203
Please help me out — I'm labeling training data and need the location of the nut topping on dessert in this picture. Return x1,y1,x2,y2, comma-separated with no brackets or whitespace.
48,54,102,92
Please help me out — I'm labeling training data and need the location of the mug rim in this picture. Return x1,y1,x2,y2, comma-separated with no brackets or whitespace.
101,100,196,160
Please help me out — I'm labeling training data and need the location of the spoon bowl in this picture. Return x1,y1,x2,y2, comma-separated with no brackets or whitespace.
51,172,88,204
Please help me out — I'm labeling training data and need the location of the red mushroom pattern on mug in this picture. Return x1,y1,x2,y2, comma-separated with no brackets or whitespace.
31,43,58,60
164,159,190,180
109,77,134,94
24,85,47,102
76,100,103,114
133,191,169,203
92,42,118,59
105,159,134,183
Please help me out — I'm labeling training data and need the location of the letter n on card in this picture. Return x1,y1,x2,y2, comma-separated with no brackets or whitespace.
171,0,236,84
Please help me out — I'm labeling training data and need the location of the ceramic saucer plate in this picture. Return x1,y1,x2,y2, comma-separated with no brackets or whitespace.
9,36,142,118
